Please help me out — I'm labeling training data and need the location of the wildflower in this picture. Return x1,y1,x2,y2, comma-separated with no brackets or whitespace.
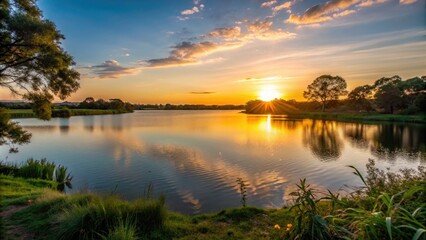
286,223,292,231
27,199,33,204
274,224,281,229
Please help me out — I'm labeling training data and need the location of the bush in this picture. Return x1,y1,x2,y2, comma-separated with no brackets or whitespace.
52,108,72,118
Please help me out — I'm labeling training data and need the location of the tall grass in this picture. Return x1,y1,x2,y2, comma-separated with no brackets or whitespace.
0,159,72,191
10,191,167,239
285,160,426,240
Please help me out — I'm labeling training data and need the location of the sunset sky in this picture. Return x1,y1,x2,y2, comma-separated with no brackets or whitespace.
1,0,425,104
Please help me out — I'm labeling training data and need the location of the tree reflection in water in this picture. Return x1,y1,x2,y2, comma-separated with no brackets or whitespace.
342,122,426,162
302,120,343,161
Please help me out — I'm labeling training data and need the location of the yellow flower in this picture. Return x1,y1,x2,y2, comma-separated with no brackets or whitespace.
287,223,292,228
274,224,281,229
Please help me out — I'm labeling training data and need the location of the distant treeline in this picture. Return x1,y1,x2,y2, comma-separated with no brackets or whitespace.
1,97,134,113
133,104,245,110
246,75,426,115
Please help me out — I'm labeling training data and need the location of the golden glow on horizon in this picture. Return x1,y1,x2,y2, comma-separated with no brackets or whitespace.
258,85,281,102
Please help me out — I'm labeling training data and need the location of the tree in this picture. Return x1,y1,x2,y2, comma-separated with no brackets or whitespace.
1,0,80,120
0,0,80,151
303,75,348,112
0,108,31,153
374,84,403,114
348,85,373,112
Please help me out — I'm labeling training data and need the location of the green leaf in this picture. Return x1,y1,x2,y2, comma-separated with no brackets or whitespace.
413,228,426,240
386,217,393,240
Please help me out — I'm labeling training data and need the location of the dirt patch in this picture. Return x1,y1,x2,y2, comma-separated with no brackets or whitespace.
1,204,35,240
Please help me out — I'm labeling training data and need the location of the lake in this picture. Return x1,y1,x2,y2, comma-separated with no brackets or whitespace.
2,110,425,215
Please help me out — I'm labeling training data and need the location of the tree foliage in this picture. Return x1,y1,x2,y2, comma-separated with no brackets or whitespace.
348,85,373,112
0,108,31,153
303,75,348,112
0,0,80,152
0,0,80,120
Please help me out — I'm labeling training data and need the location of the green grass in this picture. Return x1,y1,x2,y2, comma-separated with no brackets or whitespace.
6,109,132,119
286,112,426,123
0,175,57,207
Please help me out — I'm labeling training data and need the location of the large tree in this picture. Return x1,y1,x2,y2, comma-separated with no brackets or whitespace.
348,85,373,112
0,0,80,151
303,75,348,112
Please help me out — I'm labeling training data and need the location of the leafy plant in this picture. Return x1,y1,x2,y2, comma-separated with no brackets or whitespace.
236,177,248,207
288,179,332,240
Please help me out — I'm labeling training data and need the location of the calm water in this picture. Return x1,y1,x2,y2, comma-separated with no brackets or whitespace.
2,111,425,214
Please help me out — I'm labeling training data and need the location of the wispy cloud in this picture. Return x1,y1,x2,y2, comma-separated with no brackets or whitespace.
146,20,295,68
207,26,241,40
80,60,141,79
272,1,292,12
261,0,277,7
357,0,387,7
399,0,417,4
145,41,242,68
245,20,296,40
237,76,286,83
287,0,361,25
190,91,216,94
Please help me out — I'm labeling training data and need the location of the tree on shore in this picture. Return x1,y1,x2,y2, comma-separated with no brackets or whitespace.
348,85,373,112
303,75,348,112
0,0,80,152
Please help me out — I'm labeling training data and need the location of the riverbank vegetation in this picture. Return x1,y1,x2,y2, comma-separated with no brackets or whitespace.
1,159,424,239
246,75,426,120
1,97,134,119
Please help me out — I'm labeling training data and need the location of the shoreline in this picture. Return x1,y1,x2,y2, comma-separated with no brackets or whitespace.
7,109,133,119
244,111,426,124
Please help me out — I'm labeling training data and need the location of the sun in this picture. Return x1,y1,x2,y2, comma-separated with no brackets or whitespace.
258,85,281,101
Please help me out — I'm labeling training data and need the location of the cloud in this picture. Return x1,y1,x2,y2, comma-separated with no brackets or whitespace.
207,26,241,40
332,9,356,17
357,0,387,7
146,21,295,68
246,20,296,40
399,0,416,4
247,20,273,33
287,0,361,25
181,6,199,15
237,76,284,83
190,91,216,94
272,1,292,12
81,60,140,78
261,0,277,7
177,16,190,21
145,41,242,67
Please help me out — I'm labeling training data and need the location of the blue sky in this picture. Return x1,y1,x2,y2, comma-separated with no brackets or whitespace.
6,0,424,103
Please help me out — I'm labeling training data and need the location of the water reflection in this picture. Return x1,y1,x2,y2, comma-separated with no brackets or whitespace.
302,120,343,161
342,123,426,161
2,111,425,214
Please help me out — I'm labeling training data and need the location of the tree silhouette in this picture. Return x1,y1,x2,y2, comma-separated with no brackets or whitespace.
303,75,347,112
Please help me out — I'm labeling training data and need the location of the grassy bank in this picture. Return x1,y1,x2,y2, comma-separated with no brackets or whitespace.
7,109,132,119
285,112,426,123
1,160,425,239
